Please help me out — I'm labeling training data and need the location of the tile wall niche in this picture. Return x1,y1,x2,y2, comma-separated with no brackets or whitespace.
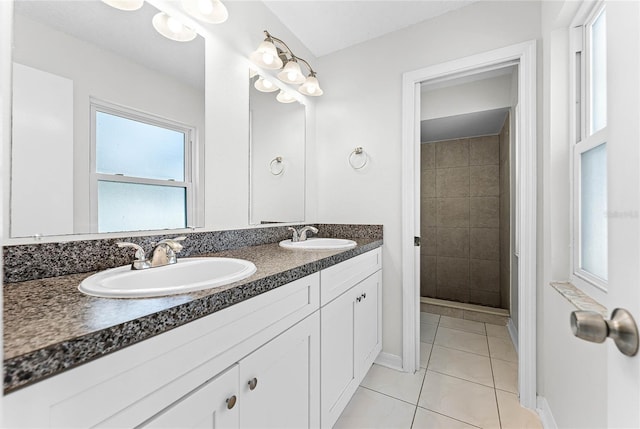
420,119,510,309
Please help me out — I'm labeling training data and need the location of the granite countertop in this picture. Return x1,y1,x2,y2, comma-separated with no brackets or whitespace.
4,238,382,393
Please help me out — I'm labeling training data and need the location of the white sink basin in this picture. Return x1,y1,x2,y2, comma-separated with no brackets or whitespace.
79,257,257,298
279,238,357,250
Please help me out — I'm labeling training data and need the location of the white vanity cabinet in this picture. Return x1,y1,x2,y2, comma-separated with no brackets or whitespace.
319,248,382,429
3,247,382,429
142,312,319,429
4,273,320,429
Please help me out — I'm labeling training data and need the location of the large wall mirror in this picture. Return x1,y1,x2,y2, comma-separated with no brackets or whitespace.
249,74,305,225
9,0,205,238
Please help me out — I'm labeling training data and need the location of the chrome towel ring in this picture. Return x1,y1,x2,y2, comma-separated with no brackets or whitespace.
349,147,367,170
270,156,285,175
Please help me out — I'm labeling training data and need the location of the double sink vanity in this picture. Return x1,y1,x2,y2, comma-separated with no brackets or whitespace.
3,224,383,428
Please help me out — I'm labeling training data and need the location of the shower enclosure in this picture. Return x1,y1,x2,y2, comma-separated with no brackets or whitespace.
420,113,511,311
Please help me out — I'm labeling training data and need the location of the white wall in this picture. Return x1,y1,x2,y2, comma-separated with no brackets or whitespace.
11,64,73,237
11,13,205,236
421,73,514,120
316,0,542,360
250,85,305,224
0,0,10,416
537,0,607,425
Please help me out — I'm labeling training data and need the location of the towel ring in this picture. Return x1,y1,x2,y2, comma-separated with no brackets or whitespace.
270,156,285,175
349,147,368,170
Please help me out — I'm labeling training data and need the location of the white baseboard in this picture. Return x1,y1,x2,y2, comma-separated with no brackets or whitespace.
374,352,403,371
536,396,558,429
507,318,519,353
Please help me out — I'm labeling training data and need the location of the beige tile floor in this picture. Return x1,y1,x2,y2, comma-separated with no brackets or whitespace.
334,313,542,429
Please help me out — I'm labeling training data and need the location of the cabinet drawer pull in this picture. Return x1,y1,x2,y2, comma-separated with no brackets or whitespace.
226,395,237,409
356,296,362,303
362,292,366,299
248,377,258,390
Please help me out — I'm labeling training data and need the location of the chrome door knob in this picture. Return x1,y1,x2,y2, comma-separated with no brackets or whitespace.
571,308,639,356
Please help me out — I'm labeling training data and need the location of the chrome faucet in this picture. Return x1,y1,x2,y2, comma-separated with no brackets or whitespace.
298,226,318,241
117,236,186,270
287,226,318,242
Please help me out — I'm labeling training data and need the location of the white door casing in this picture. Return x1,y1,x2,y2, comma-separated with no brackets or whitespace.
401,40,537,409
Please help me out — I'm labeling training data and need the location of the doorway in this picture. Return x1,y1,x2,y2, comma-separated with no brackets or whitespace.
401,41,537,409
419,66,517,321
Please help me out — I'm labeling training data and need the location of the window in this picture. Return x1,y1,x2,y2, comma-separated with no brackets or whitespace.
91,100,195,233
571,3,607,294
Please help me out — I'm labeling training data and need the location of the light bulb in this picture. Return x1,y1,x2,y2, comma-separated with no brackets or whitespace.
262,52,274,65
287,70,297,81
263,80,273,89
167,16,183,33
306,84,317,94
198,0,214,14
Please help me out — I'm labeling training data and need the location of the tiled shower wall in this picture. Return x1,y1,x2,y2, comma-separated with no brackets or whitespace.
420,126,510,309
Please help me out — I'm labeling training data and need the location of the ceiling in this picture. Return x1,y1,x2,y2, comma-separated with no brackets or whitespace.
420,64,516,142
14,0,205,90
262,0,478,57
421,108,509,143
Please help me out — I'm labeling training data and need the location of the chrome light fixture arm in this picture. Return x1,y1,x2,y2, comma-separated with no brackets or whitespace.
263,30,317,77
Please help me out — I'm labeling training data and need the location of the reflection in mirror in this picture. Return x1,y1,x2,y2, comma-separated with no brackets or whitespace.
9,0,205,238
249,74,305,225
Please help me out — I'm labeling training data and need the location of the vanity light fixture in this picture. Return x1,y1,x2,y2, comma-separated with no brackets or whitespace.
152,12,197,42
277,59,306,84
250,30,323,97
101,0,144,11
181,0,228,24
254,77,278,93
276,90,296,104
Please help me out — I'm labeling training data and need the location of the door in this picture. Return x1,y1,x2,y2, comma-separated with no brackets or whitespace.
320,288,356,428
239,312,319,429
141,365,239,429
606,2,640,427
354,271,381,376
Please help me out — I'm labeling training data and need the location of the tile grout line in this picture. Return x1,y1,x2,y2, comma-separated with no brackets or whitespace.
412,319,440,428
358,385,419,408
416,406,483,429
426,368,495,390
486,322,504,429
432,343,490,359
410,316,442,429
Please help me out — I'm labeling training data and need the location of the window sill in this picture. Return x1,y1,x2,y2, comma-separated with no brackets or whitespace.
550,281,607,317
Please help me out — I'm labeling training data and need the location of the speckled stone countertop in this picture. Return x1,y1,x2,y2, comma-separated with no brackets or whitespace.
4,238,382,393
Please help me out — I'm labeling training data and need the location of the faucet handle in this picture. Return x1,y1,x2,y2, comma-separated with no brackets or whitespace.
157,236,186,252
117,242,146,260
287,227,300,242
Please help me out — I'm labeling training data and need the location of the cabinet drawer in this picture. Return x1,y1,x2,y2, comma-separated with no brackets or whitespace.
320,248,381,306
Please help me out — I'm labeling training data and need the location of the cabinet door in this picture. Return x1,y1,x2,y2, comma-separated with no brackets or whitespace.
141,365,239,429
320,288,357,429
239,313,319,429
354,271,381,379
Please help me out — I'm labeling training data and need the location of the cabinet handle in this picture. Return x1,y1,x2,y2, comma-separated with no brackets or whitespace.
248,377,258,391
226,395,237,409
362,293,367,299
356,296,362,303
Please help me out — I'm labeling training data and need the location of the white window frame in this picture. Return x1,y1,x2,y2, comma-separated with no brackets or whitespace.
89,98,197,233
569,1,608,299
